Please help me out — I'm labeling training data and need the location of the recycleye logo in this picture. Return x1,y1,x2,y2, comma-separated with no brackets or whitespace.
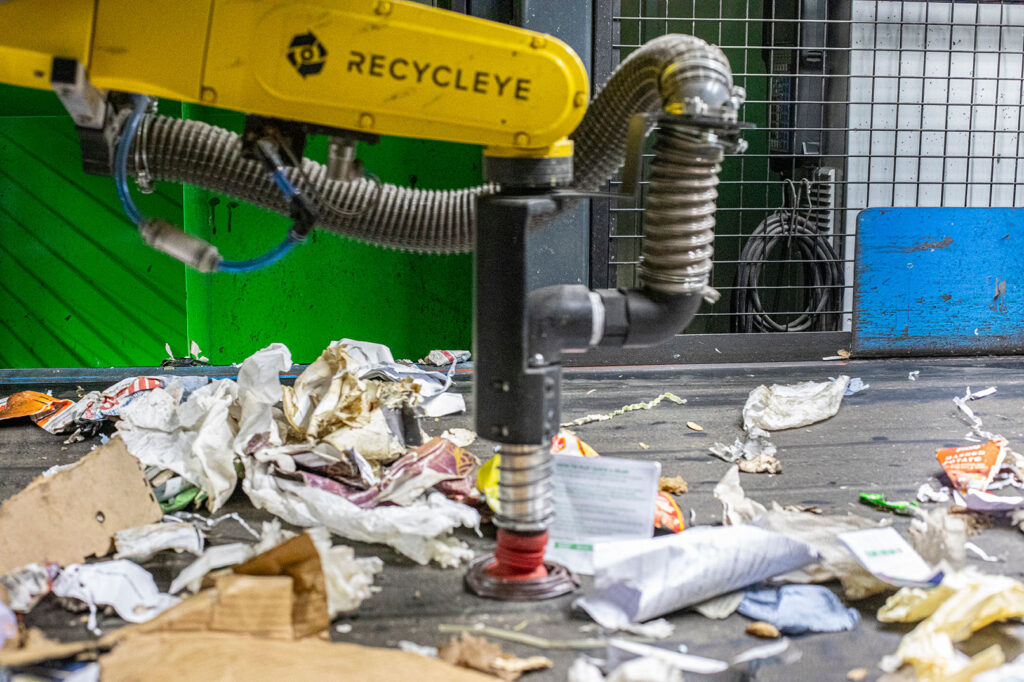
287,31,327,77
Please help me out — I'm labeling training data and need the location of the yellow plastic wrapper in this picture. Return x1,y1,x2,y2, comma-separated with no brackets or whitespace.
879,570,1024,681
477,454,501,513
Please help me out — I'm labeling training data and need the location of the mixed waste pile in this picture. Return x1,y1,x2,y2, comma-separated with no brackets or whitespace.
2,345,1023,681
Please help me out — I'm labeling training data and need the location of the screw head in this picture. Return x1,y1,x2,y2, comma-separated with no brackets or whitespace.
513,132,530,147
201,87,217,103
375,0,392,15
530,36,547,49
358,113,375,128
573,91,587,108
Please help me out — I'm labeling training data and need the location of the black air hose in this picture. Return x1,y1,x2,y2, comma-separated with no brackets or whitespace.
732,210,844,333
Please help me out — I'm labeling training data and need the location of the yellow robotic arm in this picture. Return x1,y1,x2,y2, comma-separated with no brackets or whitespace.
0,0,746,602
0,0,586,159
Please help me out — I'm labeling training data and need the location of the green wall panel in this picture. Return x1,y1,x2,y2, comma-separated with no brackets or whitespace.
0,85,187,368
179,106,475,365
0,84,475,368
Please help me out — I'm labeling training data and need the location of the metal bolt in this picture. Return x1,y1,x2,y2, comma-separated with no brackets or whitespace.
514,132,530,147
530,36,547,49
375,0,392,15
573,91,587,108
500,426,510,437
359,113,375,128
529,353,546,366
201,87,217,103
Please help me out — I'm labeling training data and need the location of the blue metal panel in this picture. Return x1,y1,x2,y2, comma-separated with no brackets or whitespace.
853,207,1024,356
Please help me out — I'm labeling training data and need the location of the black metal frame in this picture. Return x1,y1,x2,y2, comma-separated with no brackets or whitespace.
589,0,1024,363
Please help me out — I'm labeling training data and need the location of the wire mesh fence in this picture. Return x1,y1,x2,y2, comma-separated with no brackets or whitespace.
593,0,1024,334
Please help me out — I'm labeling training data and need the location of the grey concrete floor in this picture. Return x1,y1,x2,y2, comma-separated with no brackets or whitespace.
3,356,1024,680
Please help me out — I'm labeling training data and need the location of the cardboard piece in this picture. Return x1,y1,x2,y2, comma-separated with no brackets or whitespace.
0,627,120,668
207,574,295,639
232,533,330,638
133,533,330,640
0,437,163,574
438,631,553,681
100,632,496,682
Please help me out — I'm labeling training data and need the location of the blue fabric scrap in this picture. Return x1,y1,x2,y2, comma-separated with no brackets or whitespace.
738,585,859,635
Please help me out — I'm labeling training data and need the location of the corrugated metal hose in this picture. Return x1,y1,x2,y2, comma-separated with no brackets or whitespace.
127,34,742,283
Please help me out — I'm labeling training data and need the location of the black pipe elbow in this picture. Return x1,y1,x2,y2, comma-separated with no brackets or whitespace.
597,287,702,349
623,288,702,347
527,284,598,363
525,284,702,363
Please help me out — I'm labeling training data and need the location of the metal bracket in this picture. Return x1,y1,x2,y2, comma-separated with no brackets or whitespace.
50,58,105,129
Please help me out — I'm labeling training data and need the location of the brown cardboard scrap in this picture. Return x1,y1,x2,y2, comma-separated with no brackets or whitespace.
233,532,329,638
746,622,782,639
659,475,688,495
738,452,783,475
208,574,295,639
1,533,334,667
0,437,162,574
0,627,119,667
100,632,497,682
439,631,553,681
130,533,330,640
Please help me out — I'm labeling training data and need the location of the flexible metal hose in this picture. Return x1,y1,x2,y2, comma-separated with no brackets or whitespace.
127,34,739,256
130,116,486,254
639,120,724,295
571,34,735,191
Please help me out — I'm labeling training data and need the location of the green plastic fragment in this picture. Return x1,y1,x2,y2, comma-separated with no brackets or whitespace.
859,492,919,516
160,486,201,513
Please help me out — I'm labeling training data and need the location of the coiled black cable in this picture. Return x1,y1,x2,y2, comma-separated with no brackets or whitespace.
732,180,844,333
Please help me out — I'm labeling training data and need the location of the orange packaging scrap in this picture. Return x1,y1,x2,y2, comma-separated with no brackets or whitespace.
936,440,1005,492
0,391,74,432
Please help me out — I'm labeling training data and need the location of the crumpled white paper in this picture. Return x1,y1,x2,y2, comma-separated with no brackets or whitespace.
308,526,383,617
910,507,967,569
168,519,295,594
954,488,1024,513
233,343,292,457
714,466,888,599
114,521,204,561
605,638,729,676
709,429,777,464
576,525,816,628
243,455,478,566
357,362,466,418
52,560,179,633
917,483,951,503
168,543,253,595
743,376,850,432
710,377,849,468
117,379,239,512
0,562,55,612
